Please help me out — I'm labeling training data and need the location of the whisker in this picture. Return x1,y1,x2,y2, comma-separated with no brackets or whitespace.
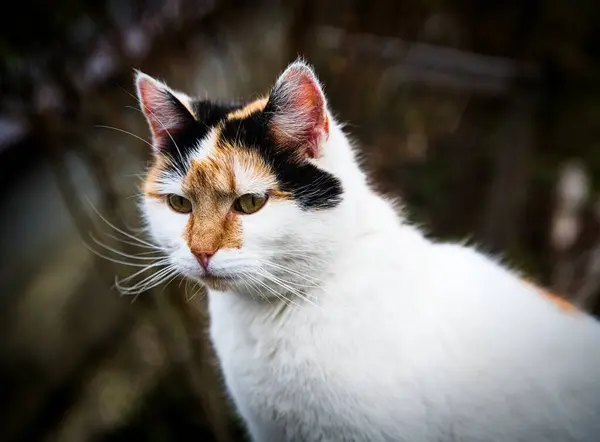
84,242,170,268
134,250,168,256
96,124,155,149
126,192,145,200
116,266,178,295
113,266,159,288
185,281,205,302
271,248,334,253
116,262,168,285
102,233,164,251
271,252,330,264
123,264,176,289
159,272,181,295
240,272,271,304
116,265,175,292
89,232,167,261
258,260,323,284
257,270,320,308
129,271,180,304
244,273,297,307
86,199,161,249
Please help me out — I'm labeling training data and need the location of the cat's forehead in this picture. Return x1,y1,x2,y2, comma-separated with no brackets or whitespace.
184,133,278,197
185,97,278,195
146,97,278,198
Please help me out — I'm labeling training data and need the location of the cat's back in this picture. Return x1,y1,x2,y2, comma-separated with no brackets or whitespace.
424,240,600,371
426,240,600,341
415,241,600,441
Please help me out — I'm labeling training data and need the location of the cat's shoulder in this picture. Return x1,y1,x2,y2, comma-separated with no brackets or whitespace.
424,239,590,321
429,240,511,278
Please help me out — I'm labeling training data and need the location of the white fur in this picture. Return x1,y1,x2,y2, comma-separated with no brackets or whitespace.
140,71,600,442
190,127,218,163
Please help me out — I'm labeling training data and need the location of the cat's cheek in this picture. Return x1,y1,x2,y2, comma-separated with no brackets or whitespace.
141,198,189,250
236,214,265,251
170,247,201,277
239,202,299,247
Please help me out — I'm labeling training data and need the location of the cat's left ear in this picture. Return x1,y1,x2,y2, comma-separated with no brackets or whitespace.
135,71,196,151
266,60,330,159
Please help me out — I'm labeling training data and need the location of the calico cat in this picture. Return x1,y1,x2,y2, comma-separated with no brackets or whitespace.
134,60,600,441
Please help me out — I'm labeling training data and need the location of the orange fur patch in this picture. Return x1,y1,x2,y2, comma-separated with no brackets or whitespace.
183,147,242,252
522,279,577,312
184,203,243,253
227,97,269,121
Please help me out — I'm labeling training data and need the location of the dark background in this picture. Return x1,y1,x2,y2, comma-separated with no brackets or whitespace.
1,1,600,441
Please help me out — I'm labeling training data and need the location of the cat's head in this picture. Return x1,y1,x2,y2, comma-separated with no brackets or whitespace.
136,61,360,295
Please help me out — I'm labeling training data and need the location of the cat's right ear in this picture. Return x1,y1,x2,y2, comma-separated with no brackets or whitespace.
135,71,196,151
266,61,330,160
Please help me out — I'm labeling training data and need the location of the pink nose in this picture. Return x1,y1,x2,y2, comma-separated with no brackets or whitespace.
192,250,216,269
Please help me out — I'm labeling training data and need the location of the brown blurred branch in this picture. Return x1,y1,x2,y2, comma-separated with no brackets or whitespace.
315,25,538,95
8,317,135,442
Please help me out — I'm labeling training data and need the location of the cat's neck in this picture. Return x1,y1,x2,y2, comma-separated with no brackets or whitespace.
322,121,404,239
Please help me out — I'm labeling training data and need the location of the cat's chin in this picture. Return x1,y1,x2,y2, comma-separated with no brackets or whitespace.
198,274,239,291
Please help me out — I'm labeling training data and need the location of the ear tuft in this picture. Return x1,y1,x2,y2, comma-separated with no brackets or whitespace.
266,60,329,159
135,71,195,151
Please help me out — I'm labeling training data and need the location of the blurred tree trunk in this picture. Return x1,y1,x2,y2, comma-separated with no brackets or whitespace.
478,93,535,253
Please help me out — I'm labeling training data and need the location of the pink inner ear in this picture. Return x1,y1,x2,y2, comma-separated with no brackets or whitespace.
270,65,329,159
137,75,190,150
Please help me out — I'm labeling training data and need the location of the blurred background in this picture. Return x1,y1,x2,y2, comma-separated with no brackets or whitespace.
1,0,600,441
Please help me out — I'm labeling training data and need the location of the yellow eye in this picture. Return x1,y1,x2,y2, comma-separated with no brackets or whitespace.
233,193,268,214
167,194,193,213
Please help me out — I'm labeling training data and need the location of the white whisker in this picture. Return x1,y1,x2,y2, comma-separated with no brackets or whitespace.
102,233,165,251
116,266,174,292
256,269,320,308
84,242,170,268
86,200,160,249
185,281,206,302
244,272,297,307
96,124,155,149
240,272,271,304
116,266,178,295
89,233,167,261
258,260,323,285
116,260,171,285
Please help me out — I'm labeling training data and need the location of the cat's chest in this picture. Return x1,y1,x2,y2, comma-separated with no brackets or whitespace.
208,304,419,442
208,295,333,391
207,289,428,415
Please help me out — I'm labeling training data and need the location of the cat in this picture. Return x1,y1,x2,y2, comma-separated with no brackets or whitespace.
134,60,600,442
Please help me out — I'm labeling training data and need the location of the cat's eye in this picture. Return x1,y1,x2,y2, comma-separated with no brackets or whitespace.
233,193,268,215
167,194,193,213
